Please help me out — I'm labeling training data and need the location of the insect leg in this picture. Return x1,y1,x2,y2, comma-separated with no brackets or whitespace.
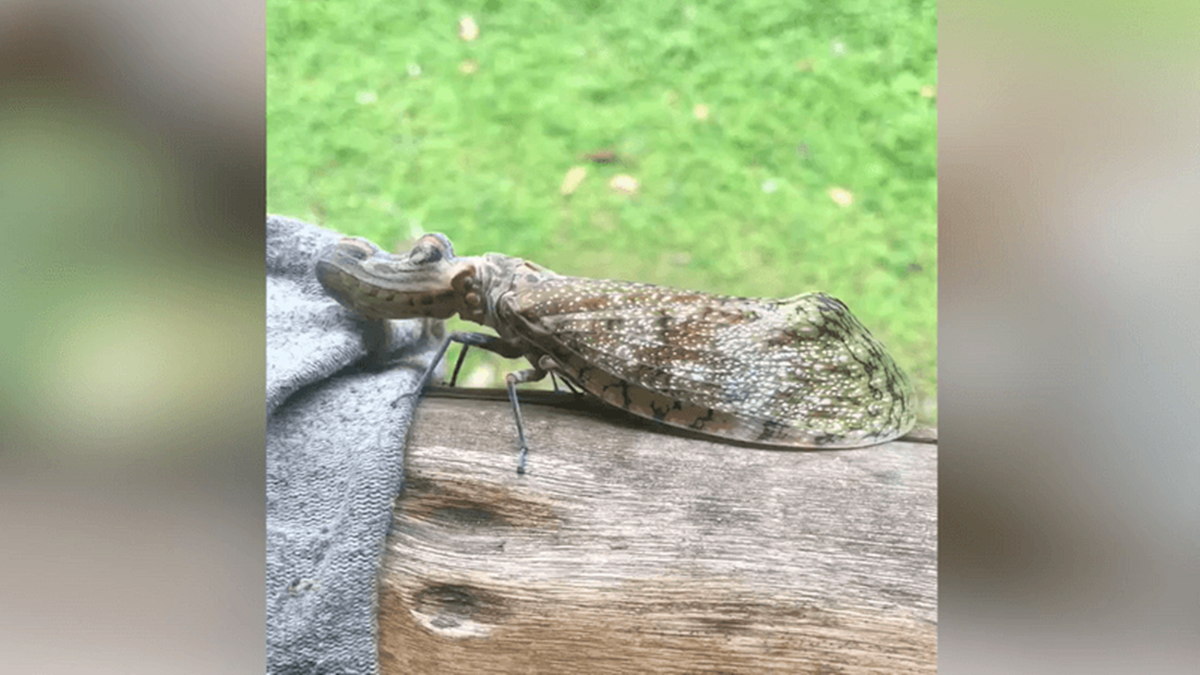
406,335,455,399
445,332,526,388
559,376,583,397
546,366,582,397
449,345,471,386
403,332,525,402
504,367,549,476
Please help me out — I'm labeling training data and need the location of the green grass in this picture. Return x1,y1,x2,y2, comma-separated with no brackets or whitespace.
268,0,937,424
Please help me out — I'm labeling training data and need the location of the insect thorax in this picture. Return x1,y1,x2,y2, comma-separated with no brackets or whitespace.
464,253,559,341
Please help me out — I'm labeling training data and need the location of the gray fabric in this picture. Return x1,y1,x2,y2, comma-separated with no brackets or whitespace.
266,215,440,675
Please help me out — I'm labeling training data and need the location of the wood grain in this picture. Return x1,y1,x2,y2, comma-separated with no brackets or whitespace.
379,396,937,674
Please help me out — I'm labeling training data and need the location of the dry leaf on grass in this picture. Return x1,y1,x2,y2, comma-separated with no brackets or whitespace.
560,166,588,196
828,187,854,207
609,175,639,195
458,15,479,41
581,149,621,164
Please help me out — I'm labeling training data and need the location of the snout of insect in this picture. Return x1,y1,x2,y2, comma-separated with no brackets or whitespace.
314,270,360,310
314,257,347,293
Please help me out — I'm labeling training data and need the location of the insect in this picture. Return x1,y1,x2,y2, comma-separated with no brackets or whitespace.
316,234,915,475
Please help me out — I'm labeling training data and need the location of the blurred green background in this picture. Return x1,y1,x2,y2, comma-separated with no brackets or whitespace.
267,0,937,423
10,1,1200,672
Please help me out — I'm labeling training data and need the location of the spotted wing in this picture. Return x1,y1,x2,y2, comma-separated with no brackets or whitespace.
509,276,915,447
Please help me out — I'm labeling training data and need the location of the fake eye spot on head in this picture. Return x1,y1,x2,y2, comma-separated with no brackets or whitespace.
335,237,380,262
408,233,456,264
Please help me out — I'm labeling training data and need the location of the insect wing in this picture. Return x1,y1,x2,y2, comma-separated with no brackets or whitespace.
510,277,915,447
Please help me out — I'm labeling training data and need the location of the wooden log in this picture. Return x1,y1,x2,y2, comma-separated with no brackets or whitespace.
379,395,937,674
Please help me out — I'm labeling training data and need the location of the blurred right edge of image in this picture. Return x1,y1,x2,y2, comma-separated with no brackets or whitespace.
938,2,1200,673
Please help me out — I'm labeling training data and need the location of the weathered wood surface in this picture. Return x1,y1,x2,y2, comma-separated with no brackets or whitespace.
379,394,937,674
